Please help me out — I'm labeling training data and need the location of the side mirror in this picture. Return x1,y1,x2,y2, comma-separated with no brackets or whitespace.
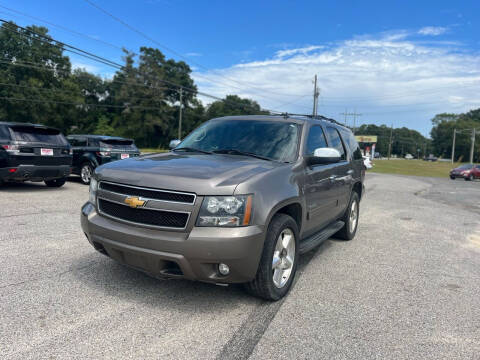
169,139,181,149
307,147,341,165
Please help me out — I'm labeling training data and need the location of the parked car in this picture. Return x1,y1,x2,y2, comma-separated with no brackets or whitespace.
81,115,365,300
424,154,438,162
363,155,373,169
450,163,480,181
405,154,413,159
67,135,140,184
0,122,72,187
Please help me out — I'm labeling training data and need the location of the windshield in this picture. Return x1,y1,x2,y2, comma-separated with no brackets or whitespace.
458,164,473,170
10,126,68,145
178,120,301,162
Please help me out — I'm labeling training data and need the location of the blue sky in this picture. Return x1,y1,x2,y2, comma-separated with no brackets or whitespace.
1,0,479,136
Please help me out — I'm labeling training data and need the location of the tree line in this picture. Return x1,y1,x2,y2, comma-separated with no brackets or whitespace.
0,21,265,148
1,21,478,159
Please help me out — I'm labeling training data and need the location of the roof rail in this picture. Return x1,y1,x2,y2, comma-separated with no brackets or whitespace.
271,112,345,127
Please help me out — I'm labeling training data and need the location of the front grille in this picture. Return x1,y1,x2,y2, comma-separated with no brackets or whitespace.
99,182,195,204
98,199,189,228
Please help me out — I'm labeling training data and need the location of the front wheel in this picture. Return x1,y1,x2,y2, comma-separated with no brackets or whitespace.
80,163,94,185
335,192,360,240
244,213,299,301
450,176,455,180
45,177,66,188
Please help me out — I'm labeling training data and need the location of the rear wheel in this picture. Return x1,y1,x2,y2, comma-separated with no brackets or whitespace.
244,213,299,301
80,163,94,185
45,177,66,188
335,192,360,240
465,174,474,181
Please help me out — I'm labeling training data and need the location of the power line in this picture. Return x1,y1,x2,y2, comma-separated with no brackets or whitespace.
0,4,135,54
81,0,301,100
0,22,279,114
0,95,166,110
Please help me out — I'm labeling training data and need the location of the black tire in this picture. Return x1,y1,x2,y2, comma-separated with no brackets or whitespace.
450,176,455,180
465,174,474,181
244,213,299,301
335,192,360,241
45,177,67,188
80,162,94,185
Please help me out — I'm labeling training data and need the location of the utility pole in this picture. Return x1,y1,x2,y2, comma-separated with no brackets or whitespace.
470,128,476,164
178,88,183,140
451,128,456,164
312,75,319,117
339,110,362,134
387,124,393,160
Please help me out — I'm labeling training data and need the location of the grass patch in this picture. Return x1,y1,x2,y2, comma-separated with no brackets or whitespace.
139,148,168,154
370,159,461,178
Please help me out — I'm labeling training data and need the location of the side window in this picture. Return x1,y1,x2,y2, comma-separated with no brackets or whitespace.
305,125,328,155
88,138,99,147
325,127,346,160
342,131,363,160
0,125,11,140
69,137,87,147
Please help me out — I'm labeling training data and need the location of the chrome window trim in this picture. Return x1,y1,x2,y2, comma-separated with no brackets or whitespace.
99,181,196,205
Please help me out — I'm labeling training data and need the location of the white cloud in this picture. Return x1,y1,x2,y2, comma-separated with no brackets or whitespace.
418,26,448,36
275,45,324,58
193,31,480,135
71,62,100,74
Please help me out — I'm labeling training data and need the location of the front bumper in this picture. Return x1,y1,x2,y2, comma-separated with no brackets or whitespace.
81,202,265,284
0,164,71,182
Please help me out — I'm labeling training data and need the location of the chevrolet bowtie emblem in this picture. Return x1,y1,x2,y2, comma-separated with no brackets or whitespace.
124,196,146,208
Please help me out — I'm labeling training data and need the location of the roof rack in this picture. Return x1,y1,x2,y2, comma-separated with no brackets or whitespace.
272,112,345,127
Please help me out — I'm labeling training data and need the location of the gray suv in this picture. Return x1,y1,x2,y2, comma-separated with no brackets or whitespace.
81,115,365,300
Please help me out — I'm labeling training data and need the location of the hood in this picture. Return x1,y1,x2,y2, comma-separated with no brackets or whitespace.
95,152,282,195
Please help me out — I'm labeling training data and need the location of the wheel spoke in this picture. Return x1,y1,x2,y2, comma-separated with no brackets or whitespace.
283,255,293,269
282,233,292,249
273,269,283,286
272,253,282,269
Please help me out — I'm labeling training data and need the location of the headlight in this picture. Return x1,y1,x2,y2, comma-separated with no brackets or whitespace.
89,178,98,205
197,195,253,227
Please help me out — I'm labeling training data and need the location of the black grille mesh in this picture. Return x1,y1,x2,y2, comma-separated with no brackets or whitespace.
99,182,195,204
98,199,189,228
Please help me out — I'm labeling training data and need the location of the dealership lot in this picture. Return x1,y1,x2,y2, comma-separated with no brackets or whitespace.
1,174,479,359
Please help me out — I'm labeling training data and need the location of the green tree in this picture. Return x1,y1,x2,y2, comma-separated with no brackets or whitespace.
430,109,480,162
205,95,267,119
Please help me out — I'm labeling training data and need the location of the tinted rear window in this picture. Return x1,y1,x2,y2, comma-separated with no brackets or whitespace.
0,125,11,140
10,126,68,145
340,129,363,160
100,139,135,148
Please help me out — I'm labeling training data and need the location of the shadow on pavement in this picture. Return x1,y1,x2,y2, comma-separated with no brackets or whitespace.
70,251,259,313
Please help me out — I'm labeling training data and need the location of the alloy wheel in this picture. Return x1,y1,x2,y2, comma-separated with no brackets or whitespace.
349,200,358,234
272,228,295,288
81,165,92,184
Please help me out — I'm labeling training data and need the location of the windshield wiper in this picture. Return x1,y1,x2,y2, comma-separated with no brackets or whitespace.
212,149,272,161
173,147,212,154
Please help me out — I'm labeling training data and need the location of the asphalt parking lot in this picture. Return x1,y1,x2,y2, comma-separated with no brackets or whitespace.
1,173,479,359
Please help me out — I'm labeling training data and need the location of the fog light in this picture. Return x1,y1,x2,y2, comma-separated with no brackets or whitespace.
218,263,230,276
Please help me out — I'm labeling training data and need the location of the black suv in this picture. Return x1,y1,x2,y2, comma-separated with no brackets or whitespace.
67,135,140,184
0,122,72,187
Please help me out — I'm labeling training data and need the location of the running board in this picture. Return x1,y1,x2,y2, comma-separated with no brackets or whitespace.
299,221,345,254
